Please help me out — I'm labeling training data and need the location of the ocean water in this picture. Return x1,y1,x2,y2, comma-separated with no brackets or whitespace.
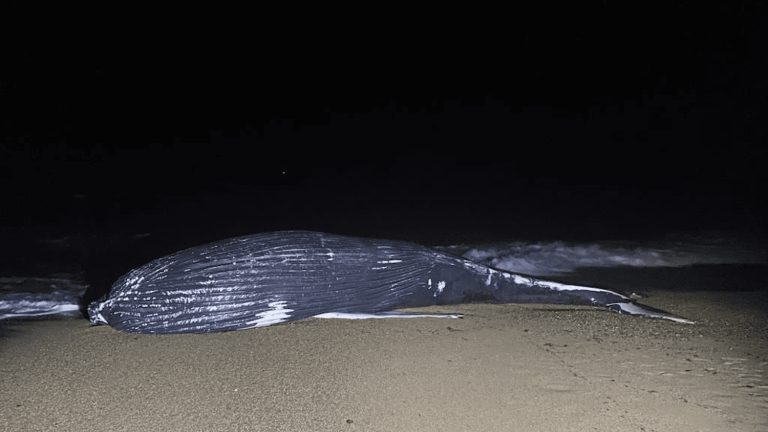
2,228,765,322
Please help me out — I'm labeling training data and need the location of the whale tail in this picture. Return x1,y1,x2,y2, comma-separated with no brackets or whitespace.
436,258,695,324
496,273,696,324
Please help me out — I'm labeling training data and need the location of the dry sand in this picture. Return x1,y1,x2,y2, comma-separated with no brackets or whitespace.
1,289,766,431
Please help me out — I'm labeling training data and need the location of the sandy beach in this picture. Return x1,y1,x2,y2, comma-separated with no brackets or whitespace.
1,283,766,432
4,4,766,429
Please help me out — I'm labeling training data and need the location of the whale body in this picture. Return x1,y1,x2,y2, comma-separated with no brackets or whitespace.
87,231,692,334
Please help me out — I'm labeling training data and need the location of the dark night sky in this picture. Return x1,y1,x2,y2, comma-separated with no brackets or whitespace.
2,2,766,246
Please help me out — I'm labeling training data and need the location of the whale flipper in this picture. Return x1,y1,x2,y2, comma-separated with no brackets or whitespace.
313,311,463,320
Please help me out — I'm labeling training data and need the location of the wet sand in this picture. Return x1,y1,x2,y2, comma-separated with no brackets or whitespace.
1,284,766,431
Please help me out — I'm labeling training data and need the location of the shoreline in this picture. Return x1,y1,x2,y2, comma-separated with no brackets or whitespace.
1,288,766,432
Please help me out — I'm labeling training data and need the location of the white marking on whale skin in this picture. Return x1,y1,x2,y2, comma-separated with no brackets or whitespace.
88,296,117,325
246,301,294,327
461,260,506,287
608,302,694,324
497,270,629,298
462,258,631,301
91,308,109,324
533,280,629,298
461,259,492,274
426,278,446,297
372,259,404,269
434,281,446,297
123,275,145,290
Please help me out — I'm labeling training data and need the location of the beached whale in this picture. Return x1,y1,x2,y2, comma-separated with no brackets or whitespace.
87,231,693,334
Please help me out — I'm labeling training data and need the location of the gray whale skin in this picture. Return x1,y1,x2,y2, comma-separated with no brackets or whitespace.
88,231,693,334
